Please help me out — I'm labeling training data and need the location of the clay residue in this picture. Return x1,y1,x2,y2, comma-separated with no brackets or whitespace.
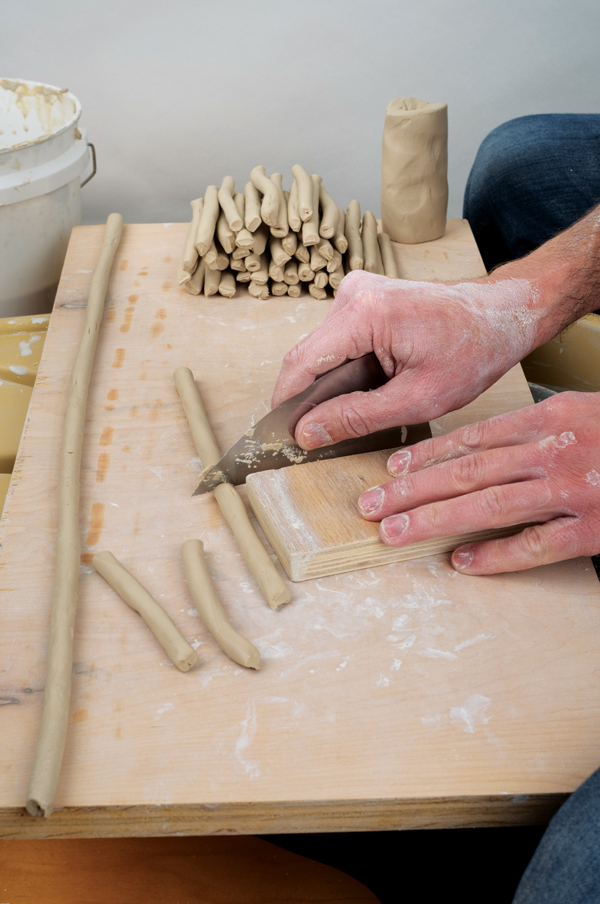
260,442,283,452
85,502,105,546
99,426,114,446
120,305,135,333
96,452,110,483
111,348,126,369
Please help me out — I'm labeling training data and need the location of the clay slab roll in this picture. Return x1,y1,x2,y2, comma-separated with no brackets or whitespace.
381,96,448,244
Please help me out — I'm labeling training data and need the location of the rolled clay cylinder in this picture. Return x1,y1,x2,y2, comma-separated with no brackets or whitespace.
291,164,313,222
375,229,385,276
182,197,203,273
216,208,236,255
381,96,448,243
195,185,220,256
327,249,343,274
174,369,289,610
248,281,269,299
318,185,339,238
309,283,327,300
281,231,298,256
310,246,327,272
218,270,236,298
204,265,221,296
230,257,247,272
204,241,229,271
232,247,250,260
288,178,302,231
177,263,193,286
251,221,270,256
283,259,299,285
345,200,364,270
181,539,260,669
252,254,269,286
362,211,381,274
92,551,197,672
333,206,348,254
316,238,334,262
301,176,321,246
187,259,206,295
314,270,329,290
244,181,262,232
287,283,301,298
236,271,251,283
233,193,254,248
269,236,291,268
250,165,280,226
377,232,399,278
271,282,288,296
269,261,285,283
217,176,243,232
269,173,289,238
26,213,124,820
245,253,261,273
294,243,310,264
298,261,314,282
329,261,345,290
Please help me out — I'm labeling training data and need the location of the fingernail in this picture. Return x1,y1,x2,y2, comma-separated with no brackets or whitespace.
452,546,473,570
388,449,411,477
299,423,332,449
381,513,409,540
358,486,384,515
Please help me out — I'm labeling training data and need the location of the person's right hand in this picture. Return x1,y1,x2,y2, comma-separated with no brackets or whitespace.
272,270,543,449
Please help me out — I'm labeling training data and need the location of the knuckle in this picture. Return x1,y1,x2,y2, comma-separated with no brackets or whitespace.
520,525,550,562
476,485,508,521
339,403,372,438
459,420,488,452
450,454,483,492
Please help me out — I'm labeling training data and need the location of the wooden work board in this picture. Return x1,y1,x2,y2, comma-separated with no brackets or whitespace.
1,219,600,840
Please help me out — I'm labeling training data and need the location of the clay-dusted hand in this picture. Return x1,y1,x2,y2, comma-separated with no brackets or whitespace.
357,392,600,574
272,269,545,450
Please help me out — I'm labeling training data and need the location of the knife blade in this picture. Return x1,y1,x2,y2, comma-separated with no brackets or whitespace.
193,353,431,496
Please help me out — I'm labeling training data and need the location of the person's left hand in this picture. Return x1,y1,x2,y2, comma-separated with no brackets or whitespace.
357,391,600,574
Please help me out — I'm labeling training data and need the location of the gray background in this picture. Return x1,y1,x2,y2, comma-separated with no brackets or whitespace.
4,0,600,225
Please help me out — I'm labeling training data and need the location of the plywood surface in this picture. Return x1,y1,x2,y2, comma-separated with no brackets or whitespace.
1,219,599,840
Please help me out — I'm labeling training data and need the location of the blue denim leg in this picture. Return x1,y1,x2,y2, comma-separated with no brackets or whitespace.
463,114,600,272
513,766,600,903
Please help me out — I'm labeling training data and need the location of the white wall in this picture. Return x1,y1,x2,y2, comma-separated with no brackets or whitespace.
4,0,600,225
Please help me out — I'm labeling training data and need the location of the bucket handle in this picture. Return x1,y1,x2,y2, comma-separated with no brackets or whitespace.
81,142,97,188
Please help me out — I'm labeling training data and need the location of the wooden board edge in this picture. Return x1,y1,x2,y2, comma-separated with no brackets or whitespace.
0,794,567,839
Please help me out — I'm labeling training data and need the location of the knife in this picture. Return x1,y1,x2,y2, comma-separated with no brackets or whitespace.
193,353,431,496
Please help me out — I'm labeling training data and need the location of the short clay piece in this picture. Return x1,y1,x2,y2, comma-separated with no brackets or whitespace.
218,270,236,298
310,246,327,271
283,259,299,285
291,164,313,222
302,176,321,246
287,283,301,298
362,211,380,274
316,238,334,261
216,208,236,255
230,257,247,272
26,213,124,820
250,165,280,226
217,176,243,232
314,270,329,289
381,96,448,243
234,192,254,247
327,249,343,274
173,368,290,610
294,243,310,264
245,253,261,273
204,241,229,271
271,282,288,296
180,539,260,669
204,265,221,296
298,261,314,282
329,261,345,289
345,200,364,270
232,247,251,260
92,551,197,672
309,283,327,300
333,206,348,254
269,261,285,283
249,281,269,299
182,197,203,272
244,181,262,232
288,178,302,231
269,236,291,268
236,270,251,283
252,254,269,286
269,173,289,238
377,231,399,277
281,231,298,256
251,221,270,256
195,185,220,256
187,259,206,295
318,184,339,238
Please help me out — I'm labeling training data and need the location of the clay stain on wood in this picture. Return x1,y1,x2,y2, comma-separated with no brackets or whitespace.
161,281,172,292
151,322,164,339
99,426,114,446
150,399,163,423
120,306,136,333
72,707,88,723
96,452,110,482
105,388,119,411
156,309,167,320
111,348,126,369
129,406,139,419
128,294,138,305
119,259,129,271
105,306,116,324
86,502,105,547
80,553,93,564
137,269,148,277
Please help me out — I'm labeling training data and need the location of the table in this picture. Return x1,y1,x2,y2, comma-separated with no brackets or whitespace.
1,219,599,839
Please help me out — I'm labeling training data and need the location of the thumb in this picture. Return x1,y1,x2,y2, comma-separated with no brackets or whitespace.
295,384,405,449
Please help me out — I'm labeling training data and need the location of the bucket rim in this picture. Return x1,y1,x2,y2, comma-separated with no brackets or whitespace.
0,77,82,155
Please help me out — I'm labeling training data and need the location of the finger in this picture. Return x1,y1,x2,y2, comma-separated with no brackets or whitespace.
358,442,548,520
378,479,556,547
451,516,583,574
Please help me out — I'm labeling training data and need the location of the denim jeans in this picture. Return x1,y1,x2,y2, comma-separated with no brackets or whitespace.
465,114,600,903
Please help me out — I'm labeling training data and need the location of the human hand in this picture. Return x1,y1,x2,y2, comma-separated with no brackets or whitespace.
357,391,600,574
272,270,544,450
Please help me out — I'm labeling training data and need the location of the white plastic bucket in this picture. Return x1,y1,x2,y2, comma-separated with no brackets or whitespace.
0,79,95,316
